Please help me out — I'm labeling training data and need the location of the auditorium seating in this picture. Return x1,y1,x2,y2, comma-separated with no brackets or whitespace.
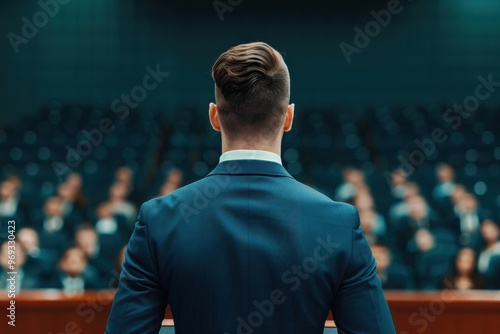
1,103,500,292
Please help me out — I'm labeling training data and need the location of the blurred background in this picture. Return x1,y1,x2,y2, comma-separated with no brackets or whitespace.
1,0,500,292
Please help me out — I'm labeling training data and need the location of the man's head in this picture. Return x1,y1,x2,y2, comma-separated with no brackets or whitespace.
210,42,294,146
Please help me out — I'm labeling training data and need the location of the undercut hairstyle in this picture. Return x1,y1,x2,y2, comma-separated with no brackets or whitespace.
212,42,290,139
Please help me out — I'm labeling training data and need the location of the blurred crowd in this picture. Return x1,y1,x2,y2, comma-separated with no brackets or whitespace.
1,163,499,292
0,167,182,293
337,164,500,290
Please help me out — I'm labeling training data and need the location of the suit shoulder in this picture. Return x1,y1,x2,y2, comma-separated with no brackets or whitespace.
290,179,357,213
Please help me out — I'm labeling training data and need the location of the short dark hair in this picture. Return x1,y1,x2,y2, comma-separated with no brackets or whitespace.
212,42,290,139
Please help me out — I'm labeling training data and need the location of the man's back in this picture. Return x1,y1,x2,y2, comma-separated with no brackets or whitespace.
106,160,395,334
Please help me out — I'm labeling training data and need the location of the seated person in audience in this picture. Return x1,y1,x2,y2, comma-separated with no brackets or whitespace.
388,168,409,201
477,220,500,288
388,182,420,226
408,229,456,290
448,193,490,248
35,196,71,255
370,242,414,290
95,202,127,238
359,208,386,245
433,163,456,200
108,182,137,229
334,167,366,202
66,173,88,211
394,195,439,264
75,223,115,286
0,240,40,290
158,168,184,197
432,163,456,219
0,178,31,233
354,190,387,240
449,184,467,209
17,227,58,284
58,177,87,229
94,202,128,255
114,166,139,204
46,246,99,292
442,247,483,290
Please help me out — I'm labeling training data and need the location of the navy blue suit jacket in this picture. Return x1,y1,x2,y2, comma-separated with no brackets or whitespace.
106,160,395,334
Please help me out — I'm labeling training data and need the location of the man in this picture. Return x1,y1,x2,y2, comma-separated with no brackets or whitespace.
106,42,395,334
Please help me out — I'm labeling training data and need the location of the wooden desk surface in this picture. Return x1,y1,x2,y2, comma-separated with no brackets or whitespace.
1,290,500,333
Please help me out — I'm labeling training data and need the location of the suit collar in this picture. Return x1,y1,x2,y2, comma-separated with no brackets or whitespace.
219,149,282,165
207,160,293,178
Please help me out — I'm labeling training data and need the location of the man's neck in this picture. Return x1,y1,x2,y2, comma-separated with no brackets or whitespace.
221,139,281,156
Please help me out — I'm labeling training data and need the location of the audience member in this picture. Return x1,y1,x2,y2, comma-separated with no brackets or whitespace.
433,163,456,200
449,193,490,248
432,163,456,220
0,240,40,290
388,168,409,200
46,246,99,292
0,179,31,230
442,247,483,290
388,182,420,225
35,197,71,255
59,174,88,223
394,195,439,263
17,227,58,283
114,166,140,204
371,242,414,290
409,229,457,289
95,202,120,236
75,223,115,287
108,182,137,228
158,168,184,196
354,190,387,238
335,167,366,202
477,220,500,288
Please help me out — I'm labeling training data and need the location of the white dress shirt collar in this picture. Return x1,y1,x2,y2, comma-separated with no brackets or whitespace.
219,150,282,165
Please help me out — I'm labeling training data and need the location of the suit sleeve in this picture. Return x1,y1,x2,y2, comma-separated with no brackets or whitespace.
332,207,396,334
106,205,168,334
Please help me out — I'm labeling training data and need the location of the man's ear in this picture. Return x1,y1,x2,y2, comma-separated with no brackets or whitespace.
283,103,294,132
209,103,221,132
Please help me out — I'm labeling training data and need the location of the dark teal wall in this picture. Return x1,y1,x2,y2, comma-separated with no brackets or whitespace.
1,0,499,125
